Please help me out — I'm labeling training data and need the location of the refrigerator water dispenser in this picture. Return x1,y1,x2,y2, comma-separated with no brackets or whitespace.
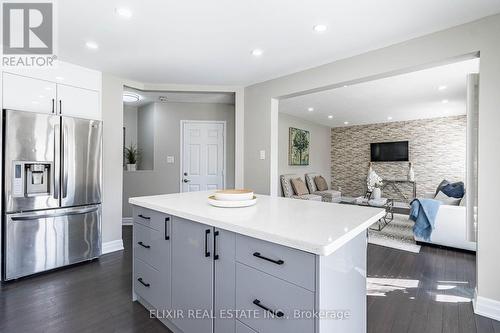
12,161,52,197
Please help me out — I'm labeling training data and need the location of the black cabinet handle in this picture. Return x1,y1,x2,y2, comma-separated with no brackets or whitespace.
205,229,211,257
138,214,150,220
214,230,220,260
253,252,284,265
137,277,150,287
59,100,62,114
253,299,284,318
137,241,150,249
165,217,170,240
52,98,55,113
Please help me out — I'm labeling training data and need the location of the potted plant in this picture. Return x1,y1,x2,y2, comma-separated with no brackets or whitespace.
124,143,139,171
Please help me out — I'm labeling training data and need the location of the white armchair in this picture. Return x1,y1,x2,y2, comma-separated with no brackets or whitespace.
413,192,476,251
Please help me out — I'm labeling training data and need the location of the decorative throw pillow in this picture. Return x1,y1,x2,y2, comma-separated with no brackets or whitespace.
291,178,309,196
314,176,328,191
441,182,465,198
435,180,450,196
434,191,461,206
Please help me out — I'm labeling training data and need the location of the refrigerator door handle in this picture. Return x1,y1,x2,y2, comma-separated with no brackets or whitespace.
10,206,99,221
54,123,60,200
62,123,68,198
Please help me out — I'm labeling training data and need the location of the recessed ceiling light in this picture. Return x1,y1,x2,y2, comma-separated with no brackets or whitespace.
442,99,449,104
313,24,327,33
343,85,349,88
438,85,447,91
251,49,263,57
387,116,393,120
115,7,132,18
344,121,349,125
123,92,140,103
307,107,314,112
328,115,333,119
85,41,98,50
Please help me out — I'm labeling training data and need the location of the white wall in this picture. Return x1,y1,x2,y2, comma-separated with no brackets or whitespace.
244,14,500,316
278,113,331,195
101,74,124,247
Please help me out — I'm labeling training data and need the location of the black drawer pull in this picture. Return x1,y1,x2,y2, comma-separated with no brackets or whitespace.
253,252,284,265
165,217,170,240
205,229,211,257
137,277,150,287
214,230,220,260
253,299,284,318
138,214,150,220
137,241,150,249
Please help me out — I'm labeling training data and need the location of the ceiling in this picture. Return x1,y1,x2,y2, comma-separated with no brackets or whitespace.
279,58,479,127
58,1,500,85
123,87,235,107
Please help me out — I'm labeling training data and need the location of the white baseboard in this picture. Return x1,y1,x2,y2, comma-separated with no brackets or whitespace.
473,288,500,321
122,217,133,226
101,239,124,255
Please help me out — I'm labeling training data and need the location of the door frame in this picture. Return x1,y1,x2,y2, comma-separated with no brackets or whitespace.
179,120,227,192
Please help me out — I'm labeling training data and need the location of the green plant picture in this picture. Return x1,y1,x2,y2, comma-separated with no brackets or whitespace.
289,127,310,165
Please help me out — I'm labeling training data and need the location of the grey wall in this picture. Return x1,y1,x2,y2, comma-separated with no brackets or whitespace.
137,103,155,170
122,102,235,217
331,116,466,199
243,15,500,306
278,113,331,195
123,105,137,149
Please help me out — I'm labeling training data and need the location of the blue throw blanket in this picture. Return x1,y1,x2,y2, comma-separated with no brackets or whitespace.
410,199,441,241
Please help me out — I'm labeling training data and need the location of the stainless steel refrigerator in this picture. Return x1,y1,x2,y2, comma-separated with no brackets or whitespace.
2,109,102,281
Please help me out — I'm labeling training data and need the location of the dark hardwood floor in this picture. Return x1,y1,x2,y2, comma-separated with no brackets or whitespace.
0,226,498,332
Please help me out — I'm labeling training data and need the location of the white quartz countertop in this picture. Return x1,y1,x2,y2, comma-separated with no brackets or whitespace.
129,191,386,256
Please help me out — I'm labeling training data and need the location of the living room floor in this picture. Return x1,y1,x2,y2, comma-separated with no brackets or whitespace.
0,227,498,333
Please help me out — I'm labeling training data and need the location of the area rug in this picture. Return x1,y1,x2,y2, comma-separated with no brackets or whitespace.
368,214,421,253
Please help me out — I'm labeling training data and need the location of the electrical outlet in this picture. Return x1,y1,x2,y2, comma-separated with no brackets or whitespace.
167,155,175,164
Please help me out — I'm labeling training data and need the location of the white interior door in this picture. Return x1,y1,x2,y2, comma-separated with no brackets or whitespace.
182,121,225,192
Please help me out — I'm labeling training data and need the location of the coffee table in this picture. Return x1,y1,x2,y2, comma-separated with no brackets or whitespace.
338,197,394,231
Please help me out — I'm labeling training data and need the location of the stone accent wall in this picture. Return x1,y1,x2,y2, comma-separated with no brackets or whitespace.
331,116,466,200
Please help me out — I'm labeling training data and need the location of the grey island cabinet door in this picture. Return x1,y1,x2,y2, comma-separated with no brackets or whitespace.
171,217,214,333
214,228,237,333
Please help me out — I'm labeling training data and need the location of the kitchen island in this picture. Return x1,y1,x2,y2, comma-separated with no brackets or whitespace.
129,191,385,333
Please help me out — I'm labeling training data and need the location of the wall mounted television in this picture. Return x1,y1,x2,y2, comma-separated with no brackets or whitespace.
370,141,409,162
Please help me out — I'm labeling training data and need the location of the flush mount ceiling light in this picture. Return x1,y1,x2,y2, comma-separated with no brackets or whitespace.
438,85,447,91
307,107,314,112
344,121,349,125
328,115,333,119
442,99,449,104
313,24,327,33
115,7,132,18
251,49,263,57
123,92,140,103
86,41,98,50
387,116,393,120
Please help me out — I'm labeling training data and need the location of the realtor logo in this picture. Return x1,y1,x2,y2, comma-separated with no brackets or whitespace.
2,1,56,67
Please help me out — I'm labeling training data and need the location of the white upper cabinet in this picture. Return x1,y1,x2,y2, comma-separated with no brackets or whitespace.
3,72,57,114
57,84,100,120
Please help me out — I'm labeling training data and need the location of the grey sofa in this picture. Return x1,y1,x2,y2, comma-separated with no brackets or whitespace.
305,173,342,203
280,174,322,201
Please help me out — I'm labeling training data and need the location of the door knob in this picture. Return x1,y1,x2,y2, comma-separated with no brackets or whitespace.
183,179,190,183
